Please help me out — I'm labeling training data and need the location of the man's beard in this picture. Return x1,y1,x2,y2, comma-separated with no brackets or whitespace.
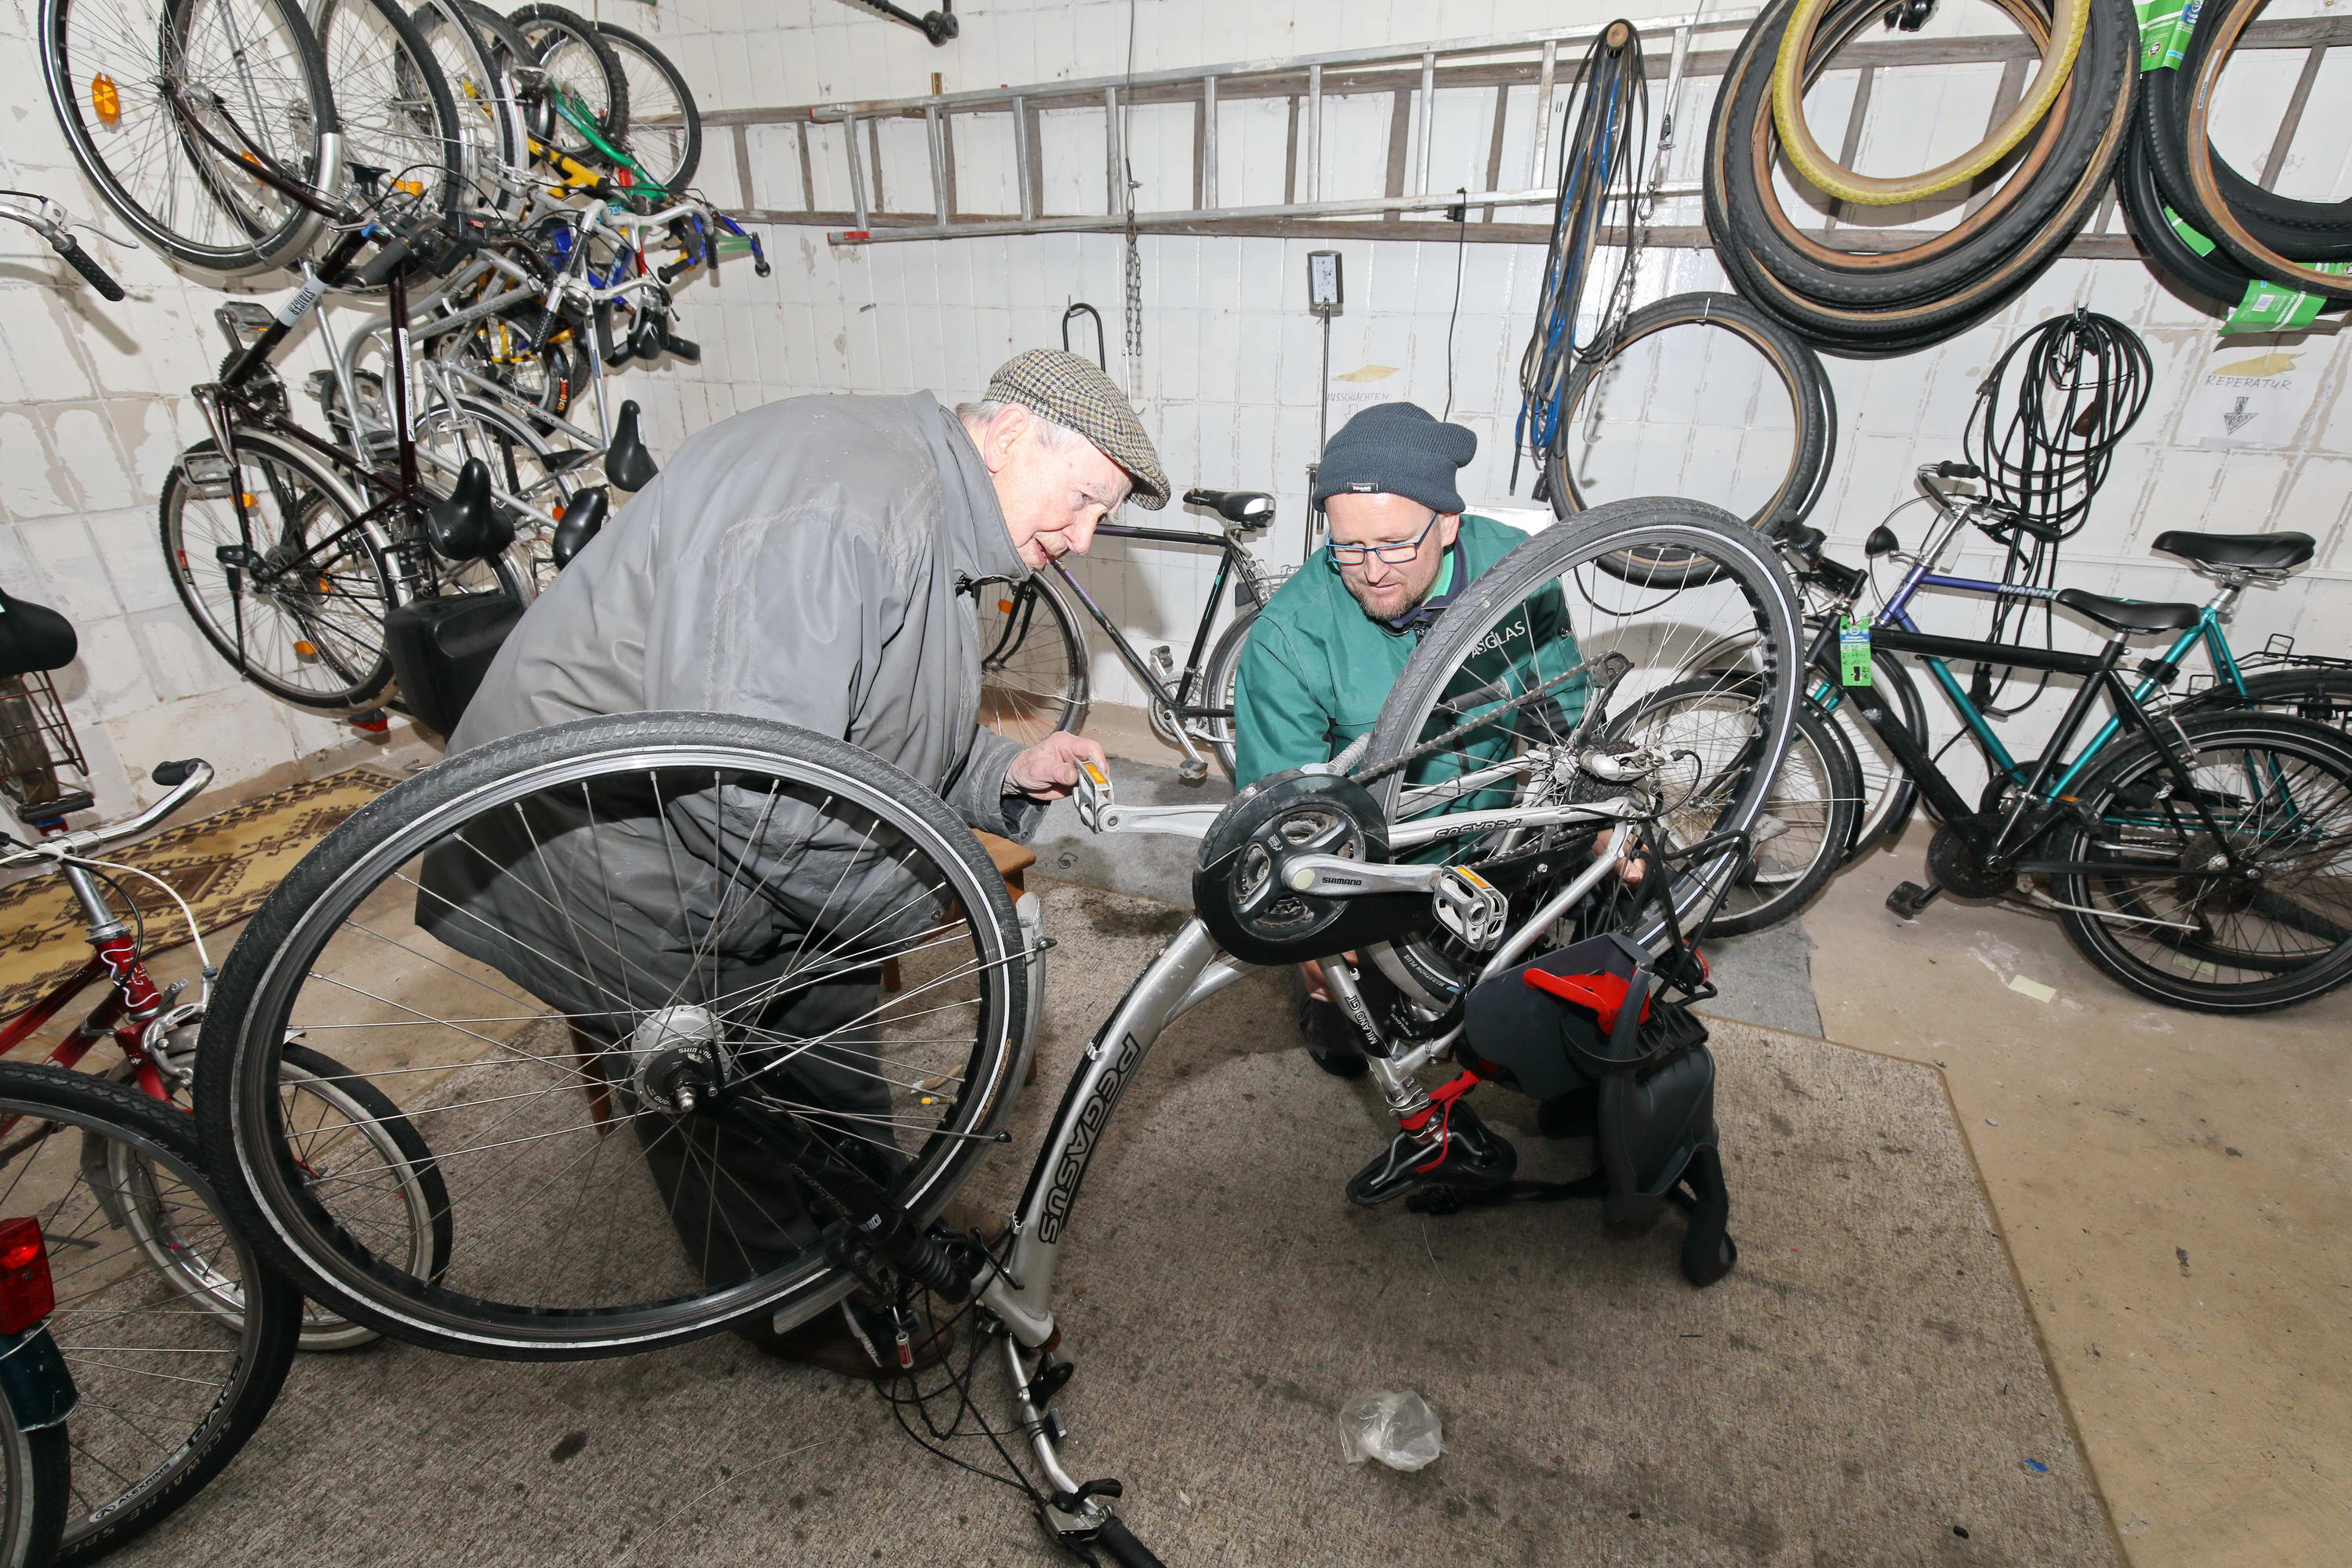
1344,573,1433,618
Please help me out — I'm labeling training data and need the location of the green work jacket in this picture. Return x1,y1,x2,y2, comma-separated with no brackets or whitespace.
1232,514,1583,804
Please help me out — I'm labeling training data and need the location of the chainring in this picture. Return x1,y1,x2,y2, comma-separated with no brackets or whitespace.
1192,769,1428,965
1927,815,2017,900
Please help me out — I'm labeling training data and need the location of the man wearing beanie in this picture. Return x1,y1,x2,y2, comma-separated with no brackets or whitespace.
425,350,1167,1375
1233,401,1581,1077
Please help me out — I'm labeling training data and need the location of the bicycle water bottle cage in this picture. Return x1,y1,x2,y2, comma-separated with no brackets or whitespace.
0,590,78,677
1191,769,1430,965
604,400,660,492
424,457,515,563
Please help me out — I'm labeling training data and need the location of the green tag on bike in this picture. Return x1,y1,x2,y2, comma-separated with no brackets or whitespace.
1838,618,1873,688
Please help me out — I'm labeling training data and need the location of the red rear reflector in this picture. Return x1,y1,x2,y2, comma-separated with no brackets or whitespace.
0,1218,54,1334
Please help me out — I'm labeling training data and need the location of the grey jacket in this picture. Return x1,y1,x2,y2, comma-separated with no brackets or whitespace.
416,392,1040,1028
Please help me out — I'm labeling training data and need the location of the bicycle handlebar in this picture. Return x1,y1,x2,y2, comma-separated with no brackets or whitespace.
47,234,124,300
44,760,214,857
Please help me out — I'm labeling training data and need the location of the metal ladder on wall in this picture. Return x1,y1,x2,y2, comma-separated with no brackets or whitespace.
707,9,2352,257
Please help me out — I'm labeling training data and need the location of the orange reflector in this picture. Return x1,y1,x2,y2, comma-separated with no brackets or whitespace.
293,640,318,659
393,178,425,197
241,492,257,508
91,73,121,126
551,504,567,521
998,599,1014,614
317,575,333,593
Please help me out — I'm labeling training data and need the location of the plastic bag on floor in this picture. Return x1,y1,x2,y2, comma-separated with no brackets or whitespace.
1338,1389,1444,1471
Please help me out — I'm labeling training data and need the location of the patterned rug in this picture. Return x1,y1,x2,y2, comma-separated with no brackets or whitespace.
0,768,394,1018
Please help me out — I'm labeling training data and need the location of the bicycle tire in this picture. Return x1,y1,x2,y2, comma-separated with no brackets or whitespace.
2115,102,2264,308
1546,292,1833,587
510,2,628,165
2142,0,2352,263
1772,0,2089,205
1198,608,1258,781
594,21,701,194
0,1415,68,1568
2176,0,2352,302
196,711,1028,1359
159,429,402,713
310,0,466,237
271,1044,455,1351
40,0,339,276
975,574,1090,749
1614,678,1861,936
1724,0,2097,306
0,1063,301,1564
1359,497,1802,964
1706,0,2136,350
2046,712,2352,1012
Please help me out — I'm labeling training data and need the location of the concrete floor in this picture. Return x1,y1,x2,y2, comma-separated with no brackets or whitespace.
23,709,2345,1566
1093,708,2351,1568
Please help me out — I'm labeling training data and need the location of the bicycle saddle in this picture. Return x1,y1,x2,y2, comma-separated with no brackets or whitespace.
0,587,77,677
424,457,516,563
1182,487,1275,526
2151,530,2315,572
550,485,610,569
2054,589,2201,636
604,400,660,492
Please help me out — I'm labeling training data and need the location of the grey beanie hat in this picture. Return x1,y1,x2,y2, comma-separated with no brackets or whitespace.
1312,401,1477,514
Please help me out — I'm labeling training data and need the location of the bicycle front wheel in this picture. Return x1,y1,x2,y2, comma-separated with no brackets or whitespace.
1613,680,1861,936
1360,497,1802,964
197,711,1029,1359
2048,713,2352,1012
0,1403,67,1568
596,21,700,193
0,1063,300,1564
42,0,339,276
161,429,401,712
975,574,1089,748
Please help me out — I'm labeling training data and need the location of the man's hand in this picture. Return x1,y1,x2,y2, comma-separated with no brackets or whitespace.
1006,731,1109,800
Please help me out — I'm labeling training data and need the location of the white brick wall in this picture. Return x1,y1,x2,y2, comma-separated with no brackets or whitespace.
8,0,2350,815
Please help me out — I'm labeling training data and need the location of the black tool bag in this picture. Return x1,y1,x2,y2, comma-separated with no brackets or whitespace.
1465,935,1715,1224
383,591,523,736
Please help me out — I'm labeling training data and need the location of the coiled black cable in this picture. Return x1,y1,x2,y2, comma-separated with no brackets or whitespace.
1514,22,1647,497
1960,309,2150,714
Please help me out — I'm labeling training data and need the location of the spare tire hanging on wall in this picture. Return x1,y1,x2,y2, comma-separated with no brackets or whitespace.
1704,0,2137,354
1544,292,1835,587
2146,0,2352,303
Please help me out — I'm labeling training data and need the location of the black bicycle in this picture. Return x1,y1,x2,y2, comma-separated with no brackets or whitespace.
975,486,1279,780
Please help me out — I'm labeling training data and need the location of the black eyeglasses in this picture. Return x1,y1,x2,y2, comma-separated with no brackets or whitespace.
1327,510,1440,566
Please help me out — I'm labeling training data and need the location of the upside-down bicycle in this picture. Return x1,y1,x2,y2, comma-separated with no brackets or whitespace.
191,499,1800,1560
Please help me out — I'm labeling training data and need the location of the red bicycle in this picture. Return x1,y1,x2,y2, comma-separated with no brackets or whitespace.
0,592,449,1352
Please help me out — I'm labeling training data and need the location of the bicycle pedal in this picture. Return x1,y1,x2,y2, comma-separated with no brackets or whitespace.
1885,880,1942,920
1175,758,1208,782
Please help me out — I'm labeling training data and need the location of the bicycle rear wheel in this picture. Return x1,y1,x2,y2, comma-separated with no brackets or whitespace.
511,2,626,165
196,711,1029,1359
41,0,338,276
1359,498,1802,974
159,428,401,713
595,21,700,194
310,0,464,234
2048,713,2352,1011
975,575,1089,749
0,1063,300,1564
1196,608,1258,781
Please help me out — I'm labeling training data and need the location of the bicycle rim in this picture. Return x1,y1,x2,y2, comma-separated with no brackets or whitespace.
161,430,400,711
0,1415,67,1568
0,1064,298,1563
311,0,464,237
2052,717,2352,1010
1360,498,1802,973
197,712,1027,1358
42,0,337,275
975,576,1088,749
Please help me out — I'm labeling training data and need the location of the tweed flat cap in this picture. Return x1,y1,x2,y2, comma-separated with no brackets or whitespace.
983,350,1170,509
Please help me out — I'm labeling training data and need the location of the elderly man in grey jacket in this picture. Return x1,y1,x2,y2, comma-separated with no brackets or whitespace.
419,350,1166,1375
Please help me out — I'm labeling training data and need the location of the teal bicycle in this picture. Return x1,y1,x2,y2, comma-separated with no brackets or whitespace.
1765,463,2352,1011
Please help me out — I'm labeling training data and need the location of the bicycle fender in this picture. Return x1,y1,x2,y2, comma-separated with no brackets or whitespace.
0,1326,78,1431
